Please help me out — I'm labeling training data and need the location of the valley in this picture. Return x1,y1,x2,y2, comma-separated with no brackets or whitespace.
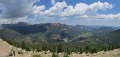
0,23,120,57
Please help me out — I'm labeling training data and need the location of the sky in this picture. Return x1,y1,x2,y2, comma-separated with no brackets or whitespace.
0,0,120,27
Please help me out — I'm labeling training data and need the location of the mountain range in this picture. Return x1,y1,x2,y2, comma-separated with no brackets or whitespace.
0,22,120,45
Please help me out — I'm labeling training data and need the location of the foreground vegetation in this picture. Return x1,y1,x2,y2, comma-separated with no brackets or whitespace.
32,54,41,57
2,38,120,55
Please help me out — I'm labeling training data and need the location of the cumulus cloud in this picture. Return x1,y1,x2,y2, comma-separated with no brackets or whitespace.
31,1,68,24
44,1,67,16
34,1,116,21
62,1,113,17
33,5,45,14
33,1,67,20
0,0,38,19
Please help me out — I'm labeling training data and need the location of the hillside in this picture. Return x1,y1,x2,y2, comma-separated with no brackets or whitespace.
0,38,30,57
96,29,120,45
0,38,120,57
2,22,116,35
0,22,117,44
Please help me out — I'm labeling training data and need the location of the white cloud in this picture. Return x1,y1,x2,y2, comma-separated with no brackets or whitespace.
89,1,113,11
44,1,67,16
62,1,113,17
51,0,56,5
33,1,67,17
95,14,120,19
33,5,45,14
62,3,89,16
0,17,28,24
33,1,116,22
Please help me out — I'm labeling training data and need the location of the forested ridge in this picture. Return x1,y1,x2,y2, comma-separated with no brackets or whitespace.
0,22,120,55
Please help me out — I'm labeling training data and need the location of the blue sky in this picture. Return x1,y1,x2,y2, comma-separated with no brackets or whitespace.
32,0,120,26
0,0,120,26
35,0,120,14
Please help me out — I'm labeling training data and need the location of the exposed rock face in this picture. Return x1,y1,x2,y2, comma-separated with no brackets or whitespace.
0,38,31,57
0,39,12,57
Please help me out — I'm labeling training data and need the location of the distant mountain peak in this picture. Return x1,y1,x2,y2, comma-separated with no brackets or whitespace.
16,22,29,26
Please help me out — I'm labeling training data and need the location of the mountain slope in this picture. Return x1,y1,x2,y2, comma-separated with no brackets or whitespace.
0,38,12,57
1,22,117,43
97,29,120,45
0,22,119,45
0,38,120,57
0,28,25,41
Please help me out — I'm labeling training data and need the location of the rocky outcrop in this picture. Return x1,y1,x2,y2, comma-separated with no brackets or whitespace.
0,39,12,57
0,38,30,57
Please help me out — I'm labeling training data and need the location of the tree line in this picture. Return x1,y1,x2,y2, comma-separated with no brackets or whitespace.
3,38,120,55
